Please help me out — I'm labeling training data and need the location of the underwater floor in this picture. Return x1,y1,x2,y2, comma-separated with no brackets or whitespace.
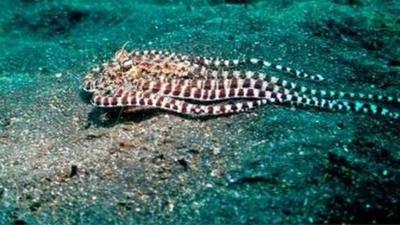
0,0,399,224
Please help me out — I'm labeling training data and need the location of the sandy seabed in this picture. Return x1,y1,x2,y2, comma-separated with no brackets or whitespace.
0,0,399,224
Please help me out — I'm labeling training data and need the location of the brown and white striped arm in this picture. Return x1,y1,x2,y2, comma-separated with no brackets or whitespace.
119,50,399,105
186,69,400,105
91,89,400,120
91,91,274,116
128,50,324,81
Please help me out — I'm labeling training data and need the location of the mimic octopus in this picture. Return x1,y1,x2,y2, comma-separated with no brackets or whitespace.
82,48,400,121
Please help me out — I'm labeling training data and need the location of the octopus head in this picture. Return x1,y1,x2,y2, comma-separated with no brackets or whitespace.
82,43,135,93
82,61,120,93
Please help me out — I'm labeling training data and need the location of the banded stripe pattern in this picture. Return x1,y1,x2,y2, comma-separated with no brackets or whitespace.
126,50,324,81
92,91,273,116
82,48,400,121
